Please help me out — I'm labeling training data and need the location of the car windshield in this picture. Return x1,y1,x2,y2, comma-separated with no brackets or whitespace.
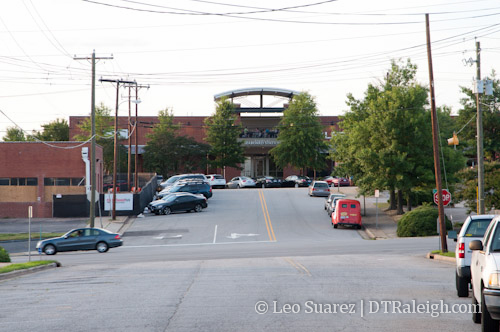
213,175,223,179
465,218,493,237
315,182,328,188
164,195,176,202
165,176,180,184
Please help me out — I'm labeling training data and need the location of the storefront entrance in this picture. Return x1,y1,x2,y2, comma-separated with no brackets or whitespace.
242,155,282,179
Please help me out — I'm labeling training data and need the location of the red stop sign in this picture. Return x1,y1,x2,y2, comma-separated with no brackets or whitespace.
434,189,451,206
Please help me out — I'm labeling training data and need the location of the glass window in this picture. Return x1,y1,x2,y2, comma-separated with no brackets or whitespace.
44,178,55,186
71,178,85,186
342,204,348,208
55,178,70,186
0,178,9,185
10,178,18,186
26,178,37,186
351,204,357,208
18,178,26,185
465,218,493,237
490,224,500,252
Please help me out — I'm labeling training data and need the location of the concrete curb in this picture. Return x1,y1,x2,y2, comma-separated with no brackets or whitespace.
0,262,60,281
426,252,456,263
362,226,376,239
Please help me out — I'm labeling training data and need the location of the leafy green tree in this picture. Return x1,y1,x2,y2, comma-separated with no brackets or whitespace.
31,118,69,141
455,71,500,161
455,162,500,213
270,92,327,175
2,127,26,141
330,59,465,214
144,109,209,176
74,103,128,174
204,98,245,177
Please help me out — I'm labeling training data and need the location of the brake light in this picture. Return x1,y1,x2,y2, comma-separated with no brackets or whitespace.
458,242,465,259
114,234,121,240
242,180,246,182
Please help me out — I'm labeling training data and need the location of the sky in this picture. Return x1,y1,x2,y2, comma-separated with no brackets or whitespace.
0,0,499,139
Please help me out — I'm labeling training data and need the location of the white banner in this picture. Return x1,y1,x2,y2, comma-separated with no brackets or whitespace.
104,193,134,211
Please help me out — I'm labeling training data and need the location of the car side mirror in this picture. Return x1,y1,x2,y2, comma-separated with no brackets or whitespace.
447,230,457,242
469,240,483,251
63,236,68,239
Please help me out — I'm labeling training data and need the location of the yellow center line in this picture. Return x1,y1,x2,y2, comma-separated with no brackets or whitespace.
258,189,276,242
284,258,311,276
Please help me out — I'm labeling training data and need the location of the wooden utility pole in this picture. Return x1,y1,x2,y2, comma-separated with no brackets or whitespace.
475,41,485,214
74,51,113,228
99,78,136,220
426,14,447,252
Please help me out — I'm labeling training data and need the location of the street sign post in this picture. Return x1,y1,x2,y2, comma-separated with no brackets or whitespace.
433,189,451,207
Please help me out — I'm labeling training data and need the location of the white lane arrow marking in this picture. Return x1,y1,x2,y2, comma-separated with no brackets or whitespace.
226,233,260,239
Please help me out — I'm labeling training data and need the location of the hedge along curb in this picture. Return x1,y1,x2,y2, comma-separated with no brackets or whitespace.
0,262,61,281
426,252,456,263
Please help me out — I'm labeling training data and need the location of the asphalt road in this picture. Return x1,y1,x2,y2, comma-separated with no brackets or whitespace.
1,188,476,332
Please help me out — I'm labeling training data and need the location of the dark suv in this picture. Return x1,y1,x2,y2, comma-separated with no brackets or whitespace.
169,180,213,199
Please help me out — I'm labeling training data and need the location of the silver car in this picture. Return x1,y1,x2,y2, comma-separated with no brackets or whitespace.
308,181,330,197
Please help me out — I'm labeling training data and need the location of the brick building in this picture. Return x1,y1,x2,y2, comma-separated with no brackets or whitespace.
69,88,340,181
0,142,103,218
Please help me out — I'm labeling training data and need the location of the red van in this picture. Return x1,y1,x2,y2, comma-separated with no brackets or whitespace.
331,199,362,229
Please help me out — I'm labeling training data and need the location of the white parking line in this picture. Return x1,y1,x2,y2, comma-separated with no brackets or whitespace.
213,225,218,244
122,240,275,249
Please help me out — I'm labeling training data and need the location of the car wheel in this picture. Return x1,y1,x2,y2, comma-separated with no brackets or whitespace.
472,288,481,324
482,288,499,330
43,244,57,255
163,207,171,215
456,272,469,297
96,241,109,253
194,204,202,212
238,184,242,189
262,184,265,188
333,224,338,229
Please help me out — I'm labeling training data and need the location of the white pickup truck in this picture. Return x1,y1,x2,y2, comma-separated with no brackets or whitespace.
470,215,500,331
455,215,495,297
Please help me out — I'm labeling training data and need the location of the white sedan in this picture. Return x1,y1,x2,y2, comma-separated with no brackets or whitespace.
227,176,256,189
207,174,226,189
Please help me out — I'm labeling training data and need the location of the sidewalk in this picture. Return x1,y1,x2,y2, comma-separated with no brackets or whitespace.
333,187,397,239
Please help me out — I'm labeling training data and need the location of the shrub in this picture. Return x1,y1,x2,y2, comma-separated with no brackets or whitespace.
0,246,11,263
397,205,452,237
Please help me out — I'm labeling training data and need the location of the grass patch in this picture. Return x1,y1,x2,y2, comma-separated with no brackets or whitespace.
431,250,455,258
0,233,64,242
0,260,57,274
375,202,390,210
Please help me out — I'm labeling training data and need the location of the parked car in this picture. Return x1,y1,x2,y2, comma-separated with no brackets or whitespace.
321,176,336,186
156,175,164,186
36,228,123,255
207,174,226,189
256,176,281,188
168,180,213,199
324,193,346,211
227,176,256,189
330,177,350,187
331,199,362,229
308,181,330,197
470,215,500,330
282,175,311,187
148,192,207,215
326,196,346,217
455,215,495,297
159,174,208,189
